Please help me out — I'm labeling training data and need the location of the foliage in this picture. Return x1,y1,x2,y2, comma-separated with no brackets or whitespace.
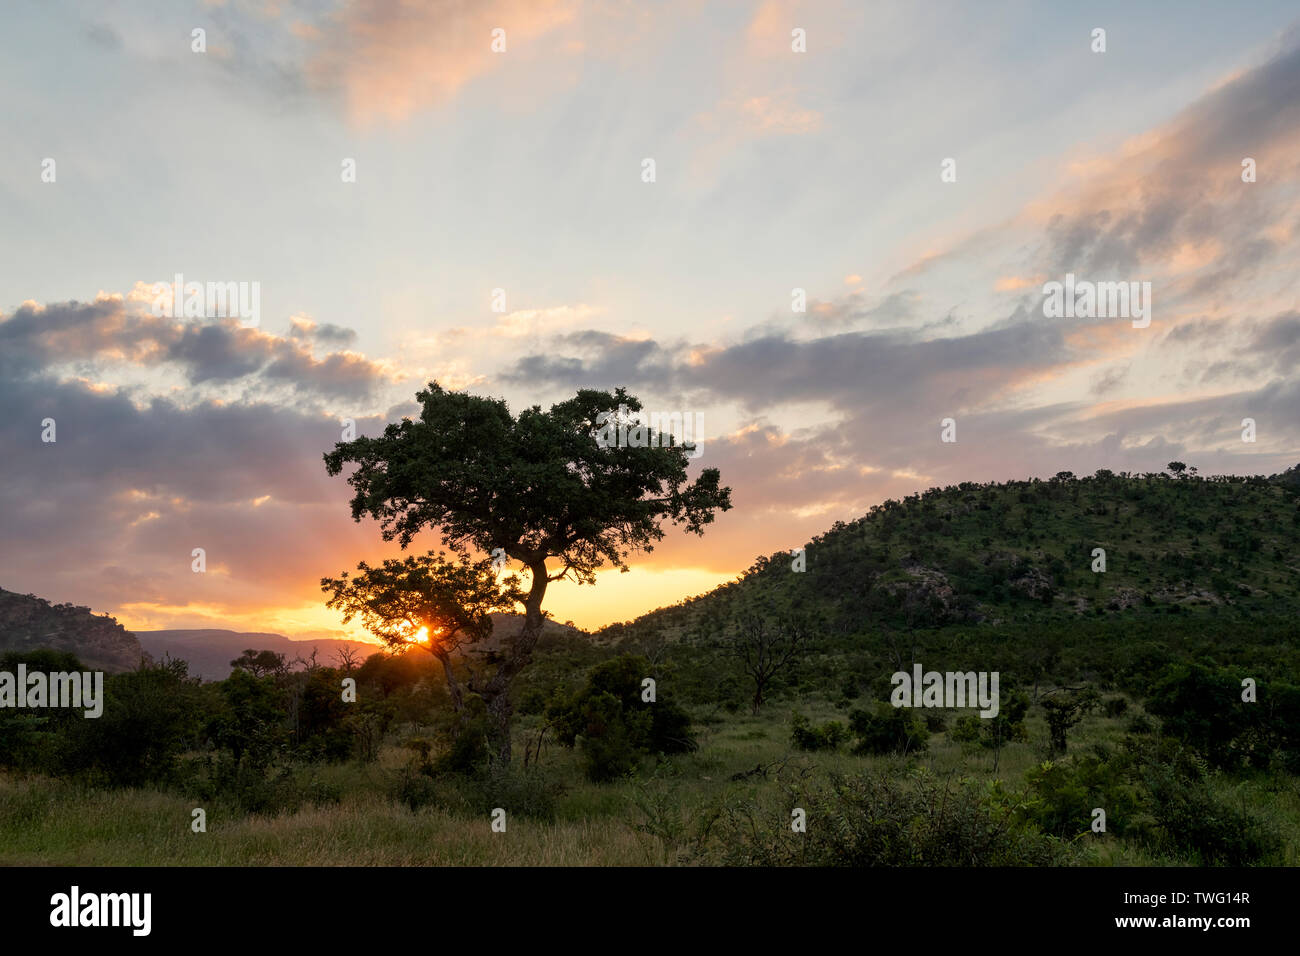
548,655,695,781
322,382,732,760
848,702,930,756
713,769,1069,866
60,657,204,788
790,712,850,751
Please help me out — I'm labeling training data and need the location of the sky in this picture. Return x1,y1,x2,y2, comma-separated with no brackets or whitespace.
2,0,1299,640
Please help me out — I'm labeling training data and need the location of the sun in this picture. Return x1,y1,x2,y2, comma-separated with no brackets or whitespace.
407,625,444,645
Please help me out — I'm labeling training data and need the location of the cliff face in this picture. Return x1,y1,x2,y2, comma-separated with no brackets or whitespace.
0,588,144,673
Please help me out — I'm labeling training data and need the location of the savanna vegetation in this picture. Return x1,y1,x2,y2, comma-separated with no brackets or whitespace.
3,385,1298,867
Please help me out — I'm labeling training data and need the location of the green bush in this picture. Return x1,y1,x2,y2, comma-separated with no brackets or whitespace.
848,702,929,756
1130,737,1283,865
61,657,205,787
714,769,1069,866
206,668,286,769
950,714,982,744
0,651,85,774
1022,753,1142,838
548,655,696,782
460,765,560,822
1103,696,1129,718
790,712,849,751
393,768,441,812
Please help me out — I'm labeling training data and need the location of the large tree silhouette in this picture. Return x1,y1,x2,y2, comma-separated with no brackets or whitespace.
324,383,731,761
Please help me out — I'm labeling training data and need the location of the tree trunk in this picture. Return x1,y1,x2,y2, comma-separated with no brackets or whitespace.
431,647,464,713
482,558,549,764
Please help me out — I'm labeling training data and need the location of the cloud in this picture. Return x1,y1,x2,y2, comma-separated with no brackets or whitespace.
305,0,578,124
0,364,395,621
730,94,822,135
494,33,1300,577
0,290,414,630
0,295,391,404
1028,40,1300,292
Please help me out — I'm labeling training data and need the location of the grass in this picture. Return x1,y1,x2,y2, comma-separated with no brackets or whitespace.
6,689,1295,866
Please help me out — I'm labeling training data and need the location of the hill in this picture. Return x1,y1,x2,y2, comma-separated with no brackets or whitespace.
597,465,1300,646
139,613,585,679
134,630,381,680
0,588,144,672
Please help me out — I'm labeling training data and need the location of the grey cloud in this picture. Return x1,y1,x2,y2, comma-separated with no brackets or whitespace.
0,299,382,402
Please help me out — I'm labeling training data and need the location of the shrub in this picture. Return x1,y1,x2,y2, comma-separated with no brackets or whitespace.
393,767,441,812
0,651,85,773
713,769,1069,866
848,702,929,756
206,668,286,770
61,657,204,787
460,765,560,822
1041,695,1083,754
1103,696,1129,718
950,714,982,744
790,712,849,751
1128,736,1284,865
548,655,696,782
1022,753,1142,838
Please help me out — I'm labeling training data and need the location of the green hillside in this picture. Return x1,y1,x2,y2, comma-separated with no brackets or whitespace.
599,464,1300,646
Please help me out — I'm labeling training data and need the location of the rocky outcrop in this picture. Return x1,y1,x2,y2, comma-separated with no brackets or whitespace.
0,588,145,672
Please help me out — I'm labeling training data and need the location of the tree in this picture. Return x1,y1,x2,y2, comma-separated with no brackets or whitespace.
62,656,203,787
1145,663,1283,770
230,649,288,678
333,646,363,673
322,550,522,716
208,668,286,768
1167,461,1188,478
1042,694,1083,755
728,608,812,715
323,383,731,761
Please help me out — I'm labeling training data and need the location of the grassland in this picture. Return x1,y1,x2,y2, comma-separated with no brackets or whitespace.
5,692,1297,866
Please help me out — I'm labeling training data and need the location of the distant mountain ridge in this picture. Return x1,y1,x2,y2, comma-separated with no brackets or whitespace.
0,581,591,680
140,614,587,679
134,630,381,680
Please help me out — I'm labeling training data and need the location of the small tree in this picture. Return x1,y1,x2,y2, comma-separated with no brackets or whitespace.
333,645,362,673
209,668,286,768
322,551,522,716
849,702,930,756
230,649,288,678
1042,695,1083,755
57,655,203,786
727,608,813,715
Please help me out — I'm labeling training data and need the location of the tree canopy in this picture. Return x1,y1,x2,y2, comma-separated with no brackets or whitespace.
323,382,732,760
